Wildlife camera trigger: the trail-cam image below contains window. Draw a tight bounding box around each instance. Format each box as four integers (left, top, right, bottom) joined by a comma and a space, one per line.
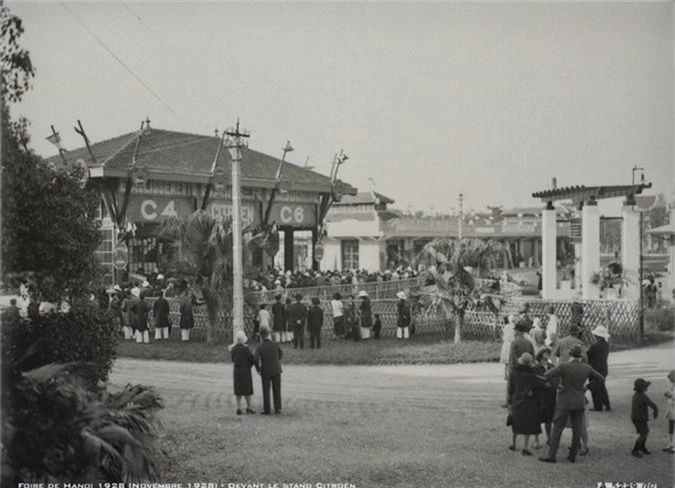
341, 240, 359, 270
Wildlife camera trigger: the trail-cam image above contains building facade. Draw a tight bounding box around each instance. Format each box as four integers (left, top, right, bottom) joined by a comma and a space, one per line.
49, 123, 356, 285
320, 192, 573, 272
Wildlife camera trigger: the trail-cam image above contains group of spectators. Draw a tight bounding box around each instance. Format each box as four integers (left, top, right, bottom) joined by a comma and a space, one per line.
106, 278, 201, 343
246, 267, 421, 292
254, 289, 414, 348
502, 303, 675, 462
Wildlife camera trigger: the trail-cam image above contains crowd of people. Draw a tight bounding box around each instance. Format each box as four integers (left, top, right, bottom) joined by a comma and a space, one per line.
253, 289, 413, 348
246, 267, 421, 292
105, 278, 202, 343
501, 303, 675, 462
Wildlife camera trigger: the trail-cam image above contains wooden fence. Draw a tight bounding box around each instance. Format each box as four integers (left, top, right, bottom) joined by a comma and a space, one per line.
145, 292, 639, 345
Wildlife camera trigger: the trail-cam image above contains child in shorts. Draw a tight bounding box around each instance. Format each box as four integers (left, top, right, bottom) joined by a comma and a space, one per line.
631, 378, 659, 457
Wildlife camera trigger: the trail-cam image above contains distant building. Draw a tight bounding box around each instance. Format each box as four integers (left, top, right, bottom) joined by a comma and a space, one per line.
320, 191, 573, 271
320, 192, 670, 273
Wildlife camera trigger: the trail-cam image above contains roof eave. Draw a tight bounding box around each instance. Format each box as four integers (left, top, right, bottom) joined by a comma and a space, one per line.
90, 168, 357, 194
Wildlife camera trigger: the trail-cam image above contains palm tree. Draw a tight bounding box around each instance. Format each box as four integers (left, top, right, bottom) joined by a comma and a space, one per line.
413, 238, 506, 343
159, 210, 247, 343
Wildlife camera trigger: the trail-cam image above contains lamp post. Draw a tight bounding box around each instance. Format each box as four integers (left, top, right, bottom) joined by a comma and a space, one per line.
632, 165, 645, 345
225, 119, 250, 340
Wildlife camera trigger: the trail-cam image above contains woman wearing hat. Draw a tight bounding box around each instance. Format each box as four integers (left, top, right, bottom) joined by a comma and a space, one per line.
396, 291, 411, 340
230, 330, 256, 415
358, 290, 372, 340
587, 325, 611, 411
508, 352, 547, 456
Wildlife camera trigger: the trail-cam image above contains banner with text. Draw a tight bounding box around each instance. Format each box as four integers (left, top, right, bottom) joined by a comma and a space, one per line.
269, 202, 317, 228
127, 196, 195, 223
206, 200, 261, 227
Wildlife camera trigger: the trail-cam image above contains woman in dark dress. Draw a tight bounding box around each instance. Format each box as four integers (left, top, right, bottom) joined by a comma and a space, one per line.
230, 331, 256, 415
179, 288, 197, 342
533, 347, 556, 448
508, 352, 547, 456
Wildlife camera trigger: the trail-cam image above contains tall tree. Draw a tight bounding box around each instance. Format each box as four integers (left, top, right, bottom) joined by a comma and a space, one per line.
1, 1, 103, 304
413, 238, 506, 343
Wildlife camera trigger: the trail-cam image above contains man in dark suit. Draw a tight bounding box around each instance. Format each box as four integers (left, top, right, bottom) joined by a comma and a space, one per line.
288, 293, 308, 349
587, 325, 611, 411
539, 344, 605, 464
255, 326, 283, 415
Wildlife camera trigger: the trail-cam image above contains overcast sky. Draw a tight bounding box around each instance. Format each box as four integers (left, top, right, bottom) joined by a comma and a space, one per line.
9, 1, 674, 215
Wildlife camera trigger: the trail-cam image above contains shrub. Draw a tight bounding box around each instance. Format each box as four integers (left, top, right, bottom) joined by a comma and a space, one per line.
1, 307, 119, 386
645, 306, 674, 332
1, 363, 164, 484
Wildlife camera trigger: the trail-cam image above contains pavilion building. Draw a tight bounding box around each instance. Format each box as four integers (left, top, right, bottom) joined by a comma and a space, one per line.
48, 121, 356, 285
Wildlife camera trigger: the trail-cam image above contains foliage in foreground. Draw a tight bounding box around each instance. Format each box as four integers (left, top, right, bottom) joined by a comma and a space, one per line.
2, 307, 119, 386
1, 363, 164, 484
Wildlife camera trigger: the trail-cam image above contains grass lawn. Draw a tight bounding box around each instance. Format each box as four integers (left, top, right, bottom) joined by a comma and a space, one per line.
116, 331, 672, 365
116, 333, 502, 365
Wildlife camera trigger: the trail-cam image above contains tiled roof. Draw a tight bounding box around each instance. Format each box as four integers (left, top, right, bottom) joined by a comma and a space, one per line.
335, 191, 395, 205
532, 184, 652, 202
46, 128, 356, 194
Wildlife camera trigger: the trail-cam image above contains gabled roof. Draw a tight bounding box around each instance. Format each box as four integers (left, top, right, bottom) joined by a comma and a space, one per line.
334, 191, 395, 206
46, 127, 357, 195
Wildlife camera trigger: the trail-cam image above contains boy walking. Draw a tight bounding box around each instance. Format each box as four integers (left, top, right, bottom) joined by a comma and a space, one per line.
631, 378, 659, 457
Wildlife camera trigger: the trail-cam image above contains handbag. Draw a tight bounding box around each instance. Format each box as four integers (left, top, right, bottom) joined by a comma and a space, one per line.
506, 413, 513, 427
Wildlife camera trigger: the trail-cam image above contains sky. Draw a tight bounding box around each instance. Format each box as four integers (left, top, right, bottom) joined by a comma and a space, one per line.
8, 1, 675, 216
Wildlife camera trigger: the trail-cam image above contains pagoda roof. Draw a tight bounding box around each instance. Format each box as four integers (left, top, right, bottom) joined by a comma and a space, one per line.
45, 127, 356, 195
532, 183, 652, 204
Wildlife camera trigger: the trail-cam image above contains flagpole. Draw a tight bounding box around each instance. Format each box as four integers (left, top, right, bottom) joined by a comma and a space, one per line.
49, 125, 67, 164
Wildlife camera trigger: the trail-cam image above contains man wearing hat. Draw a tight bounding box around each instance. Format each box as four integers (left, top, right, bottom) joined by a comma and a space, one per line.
587, 325, 611, 411
555, 324, 587, 364
288, 293, 308, 349
396, 291, 411, 339
539, 344, 605, 464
